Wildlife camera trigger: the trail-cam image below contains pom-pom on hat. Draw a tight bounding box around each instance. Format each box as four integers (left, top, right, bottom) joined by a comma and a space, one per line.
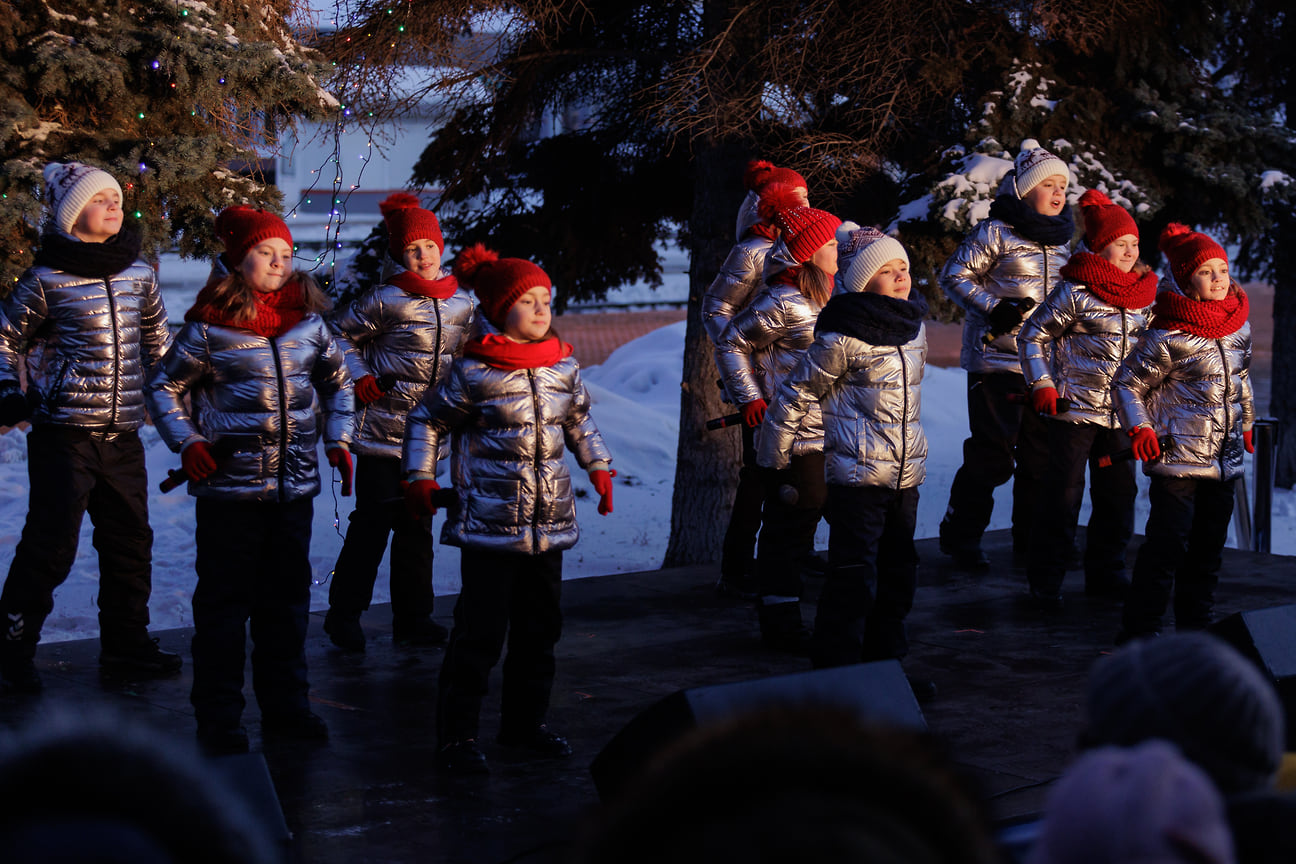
380, 192, 444, 259
1012, 147, 1070, 198
1083, 631, 1284, 795
42, 162, 123, 236
214, 206, 293, 269
1159, 222, 1229, 293
1078, 189, 1138, 253
771, 206, 842, 266
744, 159, 808, 193
453, 243, 552, 326
843, 227, 910, 293
757, 182, 811, 225
1026, 741, 1236, 864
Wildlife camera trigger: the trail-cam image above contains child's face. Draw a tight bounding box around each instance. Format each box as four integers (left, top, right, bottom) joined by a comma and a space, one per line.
864, 258, 911, 300
1100, 234, 1140, 274
503, 285, 553, 343
71, 187, 123, 243
1187, 257, 1230, 301
810, 238, 839, 276
402, 239, 442, 278
239, 238, 294, 293
1022, 175, 1069, 217
792, 187, 810, 208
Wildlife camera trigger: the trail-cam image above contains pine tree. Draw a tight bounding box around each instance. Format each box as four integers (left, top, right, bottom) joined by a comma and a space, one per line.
0, 0, 336, 289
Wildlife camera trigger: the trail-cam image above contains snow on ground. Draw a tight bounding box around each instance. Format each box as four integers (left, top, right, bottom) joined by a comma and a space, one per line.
3, 318, 1291, 644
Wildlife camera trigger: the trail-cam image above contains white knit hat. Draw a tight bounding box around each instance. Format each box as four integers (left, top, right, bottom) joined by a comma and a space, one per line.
42, 162, 123, 235
1012, 147, 1070, 198
843, 227, 909, 293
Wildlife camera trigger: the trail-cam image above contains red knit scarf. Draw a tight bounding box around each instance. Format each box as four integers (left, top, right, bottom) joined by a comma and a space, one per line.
462, 333, 574, 370
1151, 286, 1249, 338
1060, 252, 1159, 309
187, 280, 307, 339
746, 222, 779, 243
388, 270, 459, 299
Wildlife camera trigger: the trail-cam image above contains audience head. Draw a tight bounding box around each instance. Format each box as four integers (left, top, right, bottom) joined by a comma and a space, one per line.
1082, 632, 1284, 796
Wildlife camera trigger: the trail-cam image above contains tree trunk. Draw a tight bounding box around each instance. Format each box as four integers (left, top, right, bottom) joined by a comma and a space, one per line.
662, 139, 746, 566
662, 0, 756, 567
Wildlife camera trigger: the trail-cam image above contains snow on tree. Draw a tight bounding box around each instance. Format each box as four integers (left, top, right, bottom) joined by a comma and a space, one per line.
0, 0, 337, 289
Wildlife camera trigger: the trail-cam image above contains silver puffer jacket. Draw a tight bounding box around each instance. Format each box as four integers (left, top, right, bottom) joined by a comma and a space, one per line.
760, 325, 927, 489
940, 217, 1069, 374
330, 276, 475, 457
1113, 315, 1254, 481
0, 260, 169, 431
402, 351, 612, 555
147, 315, 354, 502
1018, 281, 1153, 428
702, 234, 774, 344
715, 268, 824, 455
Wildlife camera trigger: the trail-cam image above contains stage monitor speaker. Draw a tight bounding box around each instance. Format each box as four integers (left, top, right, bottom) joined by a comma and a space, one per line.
589, 659, 925, 802
209, 751, 293, 862
1210, 604, 1296, 748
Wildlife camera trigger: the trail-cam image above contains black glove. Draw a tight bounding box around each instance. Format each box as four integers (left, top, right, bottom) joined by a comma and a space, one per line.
0, 385, 29, 428
987, 299, 1028, 334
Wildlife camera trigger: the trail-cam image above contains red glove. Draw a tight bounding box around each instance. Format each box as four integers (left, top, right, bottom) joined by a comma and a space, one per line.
1130, 427, 1162, 462
590, 468, 617, 515
404, 478, 440, 518
355, 374, 384, 405
1031, 386, 1058, 416
181, 440, 217, 481
742, 399, 768, 429
1244, 429, 1255, 454
327, 447, 353, 496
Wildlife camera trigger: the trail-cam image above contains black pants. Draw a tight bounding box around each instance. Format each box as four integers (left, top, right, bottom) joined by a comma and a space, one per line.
812, 484, 919, 669
941, 372, 1049, 551
1122, 475, 1236, 636
191, 497, 315, 731
756, 451, 827, 602
437, 547, 563, 743
0, 426, 153, 655
1028, 422, 1136, 593
720, 423, 764, 582
328, 455, 434, 619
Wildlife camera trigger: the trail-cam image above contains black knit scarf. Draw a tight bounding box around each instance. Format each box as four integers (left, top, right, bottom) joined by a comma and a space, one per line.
34, 227, 142, 279
816, 291, 929, 346
988, 194, 1075, 246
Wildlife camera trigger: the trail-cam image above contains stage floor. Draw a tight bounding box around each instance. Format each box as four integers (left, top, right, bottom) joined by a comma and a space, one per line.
2, 528, 1293, 863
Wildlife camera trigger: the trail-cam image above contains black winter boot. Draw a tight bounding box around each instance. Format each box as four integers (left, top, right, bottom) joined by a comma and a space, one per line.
324, 609, 365, 652
99, 637, 183, 679
392, 614, 448, 646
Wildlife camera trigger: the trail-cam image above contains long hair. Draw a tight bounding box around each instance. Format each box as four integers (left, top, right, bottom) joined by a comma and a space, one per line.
796, 262, 834, 309
197, 268, 331, 324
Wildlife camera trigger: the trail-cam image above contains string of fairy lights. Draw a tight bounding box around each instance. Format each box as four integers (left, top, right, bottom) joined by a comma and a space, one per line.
284, 0, 386, 281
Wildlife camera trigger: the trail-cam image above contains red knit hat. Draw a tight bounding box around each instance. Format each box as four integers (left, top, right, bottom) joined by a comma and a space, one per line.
380, 192, 444, 258
453, 243, 552, 326
1078, 189, 1138, 253
214, 206, 293, 268
772, 206, 842, 265
744, 159, 808, 193
1159, 223, 1228, 292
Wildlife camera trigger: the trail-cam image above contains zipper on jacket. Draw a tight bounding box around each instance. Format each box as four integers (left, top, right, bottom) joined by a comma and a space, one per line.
897, 345, 909, 490
1216, 339, 1231, 473
270, 336, 290, 501
1114, 308, 1128, 428
431, 299, 444, 386
528, 368, 543, 550
105, 278, 121, 428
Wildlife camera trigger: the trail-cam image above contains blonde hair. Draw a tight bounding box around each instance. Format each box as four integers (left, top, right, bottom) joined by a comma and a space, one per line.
796, 262, 833, 310
199, 269, 332, 324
